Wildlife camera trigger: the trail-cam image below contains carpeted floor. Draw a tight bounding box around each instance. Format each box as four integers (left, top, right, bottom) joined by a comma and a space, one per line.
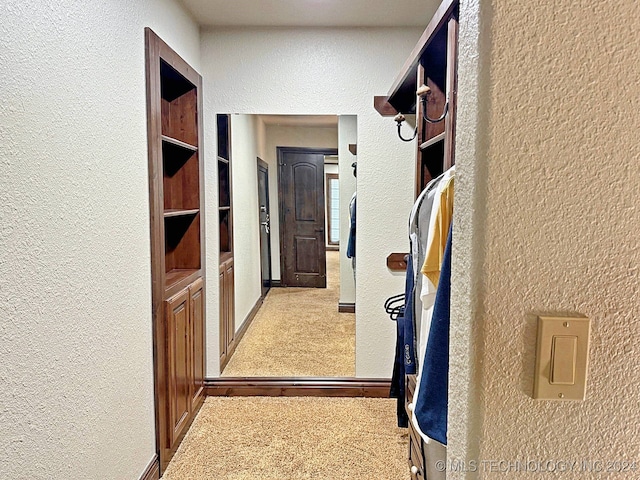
161, 396, 408, 480
222, 250, 355, 377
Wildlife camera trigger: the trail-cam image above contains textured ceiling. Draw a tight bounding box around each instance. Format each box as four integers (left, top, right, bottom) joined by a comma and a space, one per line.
180, 0, 438, 27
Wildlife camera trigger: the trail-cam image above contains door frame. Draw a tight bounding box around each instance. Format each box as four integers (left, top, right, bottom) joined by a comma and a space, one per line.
325, 172, 340, 251
277, 146, 338, 287
257, 157, 272, 298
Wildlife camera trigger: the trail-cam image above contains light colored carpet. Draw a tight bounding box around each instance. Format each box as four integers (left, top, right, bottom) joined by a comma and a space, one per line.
222, 250, 355, 377
161, 397, 408, 480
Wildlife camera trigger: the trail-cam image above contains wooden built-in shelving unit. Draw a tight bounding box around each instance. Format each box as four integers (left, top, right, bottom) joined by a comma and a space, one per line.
374, 0, 459, 478
145, 28, 206, 474
217, 114, 235, 371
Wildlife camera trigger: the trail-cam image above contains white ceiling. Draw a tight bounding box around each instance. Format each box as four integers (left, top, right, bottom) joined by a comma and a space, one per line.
180, 0, 437, 27
257, 114, 338, 127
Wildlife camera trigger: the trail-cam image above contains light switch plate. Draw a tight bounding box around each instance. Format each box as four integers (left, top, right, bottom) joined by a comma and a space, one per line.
533, 315, 590, 400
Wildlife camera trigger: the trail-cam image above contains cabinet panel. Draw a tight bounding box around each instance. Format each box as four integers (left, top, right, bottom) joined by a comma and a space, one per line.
165, 288, 190, 447
219, 269, 227, 365
225, 261, 235, 347
189, 278, 205, 410
219, 259, 235, 371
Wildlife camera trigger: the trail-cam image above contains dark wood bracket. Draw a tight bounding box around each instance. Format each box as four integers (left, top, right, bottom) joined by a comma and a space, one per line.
373, 96, 399, 117
386, 253, 409, 272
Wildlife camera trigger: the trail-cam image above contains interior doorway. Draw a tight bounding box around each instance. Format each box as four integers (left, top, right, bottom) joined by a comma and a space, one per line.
277, 147, 338, 288
257, 158, 272, 298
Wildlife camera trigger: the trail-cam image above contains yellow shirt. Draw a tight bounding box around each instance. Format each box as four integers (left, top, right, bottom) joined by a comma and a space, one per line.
421, 176, 454, 288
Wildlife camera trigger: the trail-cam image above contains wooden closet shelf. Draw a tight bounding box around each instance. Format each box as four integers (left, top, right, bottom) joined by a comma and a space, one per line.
219, 206, 231, 211
165, 268, 200, 292
217, 156, 229, 164
162, 135, 198, 152
164, 208, 200, 218
420, 132, 445, 150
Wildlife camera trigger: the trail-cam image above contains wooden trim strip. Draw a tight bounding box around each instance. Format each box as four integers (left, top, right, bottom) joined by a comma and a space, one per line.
205, 377, 391, 398
338, 302, 355, 313
387, 0, 458, 108
139, 455, 160, 480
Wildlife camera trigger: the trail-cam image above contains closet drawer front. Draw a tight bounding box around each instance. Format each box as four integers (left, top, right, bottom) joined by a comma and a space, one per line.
405, 374, 417, 417
409, 438, 425, 480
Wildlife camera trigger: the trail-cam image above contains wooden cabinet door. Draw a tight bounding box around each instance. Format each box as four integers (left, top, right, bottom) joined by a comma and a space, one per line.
189, 277, 205, 411
219, 267, 227, 366
225, 261, 235, 347
165, 288, 190, 448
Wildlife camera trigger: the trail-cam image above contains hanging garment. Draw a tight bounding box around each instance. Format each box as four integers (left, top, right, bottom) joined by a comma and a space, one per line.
419, 167, 455, 361
411, 167, 454, 444
346, 193, 356, 259
422, 174, 454, 289
413, 224, 452, 445
402, 253, 417, 374
409, 174, 444, 358
389, 301, 409, 428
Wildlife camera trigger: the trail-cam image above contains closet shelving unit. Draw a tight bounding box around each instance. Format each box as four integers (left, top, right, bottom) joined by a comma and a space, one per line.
217, 114, 235, 371
145, 28, 206, 473
374, 0, 459, 478
375, 0, 458, 197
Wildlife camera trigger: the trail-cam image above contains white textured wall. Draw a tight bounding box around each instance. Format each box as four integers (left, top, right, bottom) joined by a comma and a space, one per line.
262, 124, 338, 280
338, 115, 357, 305
450, 0, 640, 476
229, 114, 263, 332
0, 1, 200, 478
201, 27, 421, 377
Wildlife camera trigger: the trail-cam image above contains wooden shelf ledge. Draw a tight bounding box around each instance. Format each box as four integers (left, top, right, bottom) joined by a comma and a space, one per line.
162, 135, 197, 152
420, 132, 446, 150
165, 268, 200, 293
164, 208, 200, 218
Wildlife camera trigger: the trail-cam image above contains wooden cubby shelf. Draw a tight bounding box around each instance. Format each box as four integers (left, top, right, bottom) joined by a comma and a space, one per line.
162, 135, 197, 152
165, 268, 200, 291
164, 208, 200, 218
420, 132, 445, 150
160, 59, 195, 101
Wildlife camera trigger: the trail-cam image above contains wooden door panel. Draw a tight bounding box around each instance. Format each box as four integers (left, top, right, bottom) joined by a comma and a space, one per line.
293, 163, 318, 221
295, 236, 319, 273
189, 278, 205, 410
257, 159, 272, 297
279, 148, 331, 288
165, 289, 190, 448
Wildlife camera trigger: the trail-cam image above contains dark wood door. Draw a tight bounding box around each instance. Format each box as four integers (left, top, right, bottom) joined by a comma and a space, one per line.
165, 288, 190, 448
257, 158, 272, 297
278, 147, 335, 287
189, 278, 204, 411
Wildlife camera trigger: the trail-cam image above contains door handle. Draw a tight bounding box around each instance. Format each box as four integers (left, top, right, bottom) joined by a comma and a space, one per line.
261, 221, 270, 234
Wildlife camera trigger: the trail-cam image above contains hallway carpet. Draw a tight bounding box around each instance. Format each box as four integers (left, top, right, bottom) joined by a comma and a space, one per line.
222, 250, 355, 377
161, 397, 408, 480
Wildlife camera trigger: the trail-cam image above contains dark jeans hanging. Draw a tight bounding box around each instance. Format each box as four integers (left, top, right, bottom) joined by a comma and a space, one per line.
390, 303, 408, 428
